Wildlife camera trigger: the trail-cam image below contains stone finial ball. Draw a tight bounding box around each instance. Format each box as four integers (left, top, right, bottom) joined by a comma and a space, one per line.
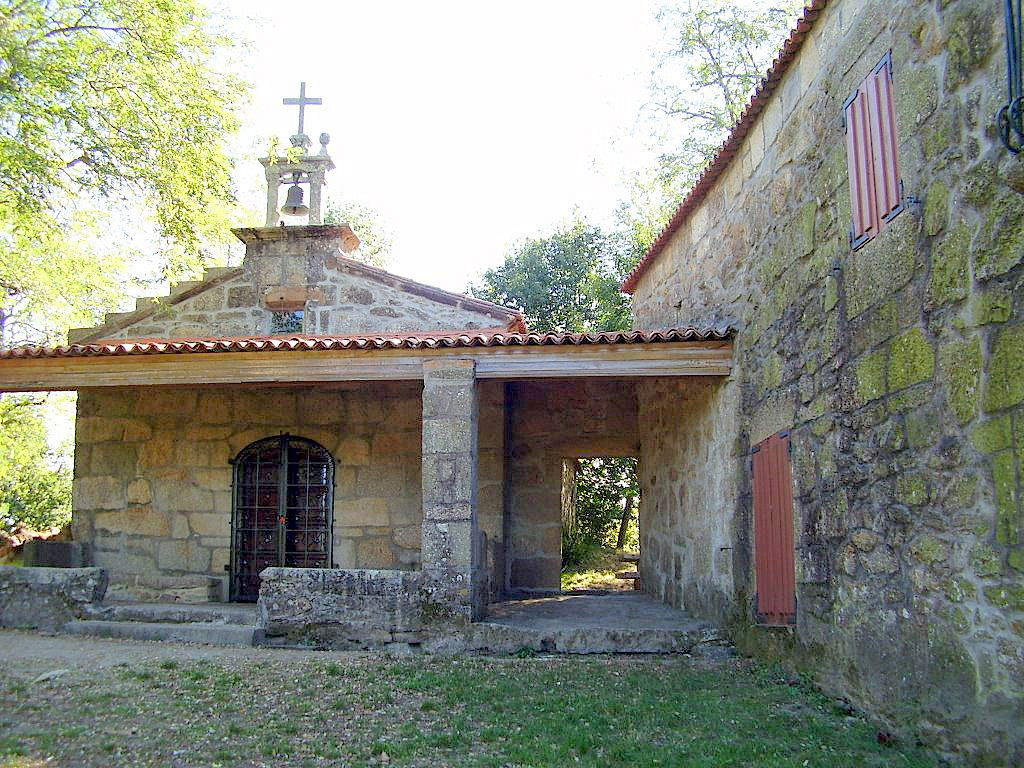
319, 132, 330, 146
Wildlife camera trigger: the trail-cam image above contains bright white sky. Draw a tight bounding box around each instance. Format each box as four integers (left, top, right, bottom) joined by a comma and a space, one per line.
222, 0, 665, 293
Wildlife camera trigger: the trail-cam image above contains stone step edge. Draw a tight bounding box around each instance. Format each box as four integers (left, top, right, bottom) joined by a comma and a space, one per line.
84, 603, 258, 626
62, 620, 261, 647
468, 622, 726, 655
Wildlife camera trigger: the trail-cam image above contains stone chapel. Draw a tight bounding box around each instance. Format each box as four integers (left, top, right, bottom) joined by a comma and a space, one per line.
1, 0, 1022, 761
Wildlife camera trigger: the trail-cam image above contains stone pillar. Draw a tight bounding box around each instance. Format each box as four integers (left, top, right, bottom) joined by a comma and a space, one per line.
264, 166, 280, 226
421, 359, 483, 621
308, 169, 325, 224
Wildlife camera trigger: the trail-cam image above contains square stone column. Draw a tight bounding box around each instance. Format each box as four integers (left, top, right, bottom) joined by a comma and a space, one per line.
421, 359, 483, 620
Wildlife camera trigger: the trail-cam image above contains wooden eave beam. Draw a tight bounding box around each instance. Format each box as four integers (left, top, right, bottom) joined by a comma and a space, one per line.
0, 341, 732, 392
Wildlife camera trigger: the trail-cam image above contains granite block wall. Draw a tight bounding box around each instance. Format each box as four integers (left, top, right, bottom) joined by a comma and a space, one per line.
629, 0, 1023, 759
637, 377, 741, 624
73, 230, 513, 343
73, 383, 424, 598
505, 379, 640, 591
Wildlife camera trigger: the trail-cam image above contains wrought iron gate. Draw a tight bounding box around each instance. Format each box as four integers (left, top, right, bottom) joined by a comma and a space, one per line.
229, 435, 334, 601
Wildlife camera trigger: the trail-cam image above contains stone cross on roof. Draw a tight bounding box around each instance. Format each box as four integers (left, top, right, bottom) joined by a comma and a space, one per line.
283, 81, 322, 148
260, 81, 334, 226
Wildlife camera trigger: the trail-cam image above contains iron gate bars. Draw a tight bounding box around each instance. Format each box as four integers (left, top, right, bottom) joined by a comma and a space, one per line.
999, 0, 1024, 152
229, 435, 334, 602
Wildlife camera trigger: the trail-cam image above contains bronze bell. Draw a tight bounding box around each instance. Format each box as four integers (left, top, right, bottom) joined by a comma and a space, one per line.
281, 183, 308, 217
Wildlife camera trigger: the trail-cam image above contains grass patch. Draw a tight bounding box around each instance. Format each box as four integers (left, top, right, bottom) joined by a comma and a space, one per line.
561, 546, 636, 591
0, 654, 937, 767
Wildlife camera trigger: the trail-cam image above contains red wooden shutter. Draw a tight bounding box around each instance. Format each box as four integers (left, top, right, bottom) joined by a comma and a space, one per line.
844, 51, 903, 249
867, 54, 902, 223
752, 431, 796, 625
845, 84, 879, 247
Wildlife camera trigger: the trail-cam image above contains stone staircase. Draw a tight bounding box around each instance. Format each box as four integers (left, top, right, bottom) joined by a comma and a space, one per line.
63, 601, 262, 647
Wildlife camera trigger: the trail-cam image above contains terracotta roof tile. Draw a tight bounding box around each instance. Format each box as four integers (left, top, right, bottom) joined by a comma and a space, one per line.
0, 327, 734, 360
622, 0, 829, 293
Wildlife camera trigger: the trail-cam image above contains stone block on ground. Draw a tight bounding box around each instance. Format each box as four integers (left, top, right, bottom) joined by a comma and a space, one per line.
0, 566, 107, 630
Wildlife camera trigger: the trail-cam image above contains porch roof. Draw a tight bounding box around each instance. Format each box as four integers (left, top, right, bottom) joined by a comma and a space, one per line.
0, 327, 735, 391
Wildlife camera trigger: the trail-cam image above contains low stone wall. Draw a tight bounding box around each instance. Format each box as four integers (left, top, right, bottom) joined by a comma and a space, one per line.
0, 566, 107, 630
258, 567, 467, 651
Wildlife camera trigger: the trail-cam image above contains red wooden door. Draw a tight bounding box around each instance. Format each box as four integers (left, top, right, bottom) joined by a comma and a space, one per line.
752, 431, 796, 625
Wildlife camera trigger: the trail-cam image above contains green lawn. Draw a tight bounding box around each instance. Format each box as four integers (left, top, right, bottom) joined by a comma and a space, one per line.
0, 653, 936, 768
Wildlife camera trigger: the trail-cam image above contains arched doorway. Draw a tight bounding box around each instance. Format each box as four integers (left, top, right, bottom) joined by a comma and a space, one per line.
229, 435, 334, 601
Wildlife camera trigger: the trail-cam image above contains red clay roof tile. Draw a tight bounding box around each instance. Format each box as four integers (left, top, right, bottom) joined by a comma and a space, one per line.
0, 327, 734, 360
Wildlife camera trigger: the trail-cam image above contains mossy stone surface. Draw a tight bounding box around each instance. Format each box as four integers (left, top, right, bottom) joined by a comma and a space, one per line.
992, 452, 1020, 546
911, 534, 948, 564
889, 329, 935, 392
927, 223, 971, 308
1008, 547, 1024, 572
923, 180, 949, 235
971, 415, 1013, 454
939, 336, 982, 425
895, 63, 939, 129
972, 544, 1003, 577
945, 575, 976, 602
983, 324, 1024, 412
969, 287, 1012, 325
963, 160, 998, 207
976, 194, 1024, 280
897, 473, 930, 506
984, 584, 1024, 610
944, 0, 997, 89
844, 220, 918, 319
856, 349, 888, 403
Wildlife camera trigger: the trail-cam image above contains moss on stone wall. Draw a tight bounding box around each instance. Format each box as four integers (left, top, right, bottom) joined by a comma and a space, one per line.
984, 324, 1024, 412
889, 329, 935, 392
939, 336, 982, 425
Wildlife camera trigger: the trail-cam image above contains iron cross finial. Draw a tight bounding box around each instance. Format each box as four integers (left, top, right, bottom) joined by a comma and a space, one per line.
282, 81, 322, 137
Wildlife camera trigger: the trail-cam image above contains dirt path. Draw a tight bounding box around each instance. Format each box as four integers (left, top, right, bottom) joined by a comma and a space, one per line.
0, 628, 363, 674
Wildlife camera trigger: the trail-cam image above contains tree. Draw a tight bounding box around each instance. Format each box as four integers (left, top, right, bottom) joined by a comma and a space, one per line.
620, 0, 800, 250
0, 0, 248, 346
323, 200, 393, 268
0, 396, 71, 533
0, 1, 246, 534
469, 218, 637, 333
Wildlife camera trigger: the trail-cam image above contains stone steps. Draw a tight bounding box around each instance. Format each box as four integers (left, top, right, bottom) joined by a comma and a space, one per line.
63, 619, 260, 647
467, 621, 724, 655
85, 601, 258, 626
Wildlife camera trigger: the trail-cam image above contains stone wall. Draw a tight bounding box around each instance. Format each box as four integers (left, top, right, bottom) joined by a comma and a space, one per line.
505, 380, 639, 591
73, 383, 424, 599
637, 378, 740, 623
477, 381, 507, 602
629, 0, 1023, 759
0, 567, 107, 630
74, 229, 515, 343
259, 567, 432, 650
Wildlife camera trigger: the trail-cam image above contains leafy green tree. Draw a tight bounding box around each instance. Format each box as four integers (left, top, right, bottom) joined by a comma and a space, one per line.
469, 218, 637, 333
0, 1, 246, 532
620, 1, 800, 250
323, 200, 394, 268
0, 397, 71, 533
0, 0, 248, 346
